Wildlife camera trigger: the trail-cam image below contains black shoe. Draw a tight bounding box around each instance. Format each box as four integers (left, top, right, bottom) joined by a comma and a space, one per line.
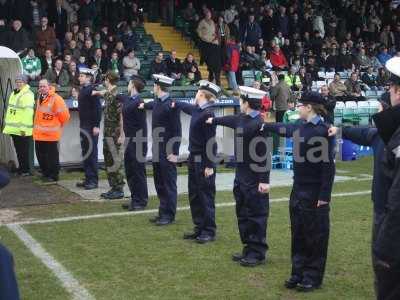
149, 216, 160, 223
232, 253, 245, 262
122, 203, 146, 211
239, 257, 266, 267
155, 218, 174, 226
195, 235, 215, 244
76, 181, 87, 188
41, 177, 58, 185
296, 281, 320, 292
183, 232, 199, 240
103, 190, 124, 200
100, 190, 112, 198
284, 276, 302, 289
84, 183, 98, 190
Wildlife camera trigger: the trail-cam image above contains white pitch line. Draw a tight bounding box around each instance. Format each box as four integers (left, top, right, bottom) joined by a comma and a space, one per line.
6, 190, 371, 226
7, 224, 95, 300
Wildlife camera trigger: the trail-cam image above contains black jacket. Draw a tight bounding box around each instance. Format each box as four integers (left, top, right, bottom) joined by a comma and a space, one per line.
373, 106, 400, 268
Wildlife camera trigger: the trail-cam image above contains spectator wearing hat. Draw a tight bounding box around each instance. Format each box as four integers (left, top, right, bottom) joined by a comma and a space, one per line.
22, 48, 42, 82
261, 91, 335, 292
2, 74, 35, 176
120, 75, 149, 211
143, 74, 181, 226
172, 80, 219, 244
207, 85, 270, 266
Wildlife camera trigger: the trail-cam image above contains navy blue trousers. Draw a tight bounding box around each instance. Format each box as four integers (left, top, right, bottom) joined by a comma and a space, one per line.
125, 140, 148, 207
80, 127, 99, 184
233, 179, 269, 259
289, 183, 330, 286
0, 244, 19, 300
0, 170, 10, 189
187, 155, 216, 237
153, 156, 177, 220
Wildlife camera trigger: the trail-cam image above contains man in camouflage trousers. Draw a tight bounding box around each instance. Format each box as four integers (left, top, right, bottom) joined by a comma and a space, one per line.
93, 71, 125, 199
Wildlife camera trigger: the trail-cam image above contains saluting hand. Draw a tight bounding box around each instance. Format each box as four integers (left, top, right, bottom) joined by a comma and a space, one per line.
93, 127, 100, 136
317, 200, 329, 207
206, 117, 213, 124
138, 103, 145, 109
328, 126, 338, 137
258, 183, 270, 194
204, 167, 214, 178
171, 101, 176, 109
167, 154, 178, 163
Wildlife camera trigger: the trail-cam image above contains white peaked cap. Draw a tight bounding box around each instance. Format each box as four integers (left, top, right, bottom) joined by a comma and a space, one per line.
79, 67, 96, 76
198, 80, 221, 96
239, 85, 267, 100
152, 74, 175, 86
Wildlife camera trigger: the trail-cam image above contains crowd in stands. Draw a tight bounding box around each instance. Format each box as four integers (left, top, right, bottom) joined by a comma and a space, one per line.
0, 0, 202, 93
0, 0, 399, 105
181, 0, 399, 103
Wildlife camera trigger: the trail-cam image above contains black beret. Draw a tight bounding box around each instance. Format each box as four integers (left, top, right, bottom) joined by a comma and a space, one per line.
299, 91, 326, 105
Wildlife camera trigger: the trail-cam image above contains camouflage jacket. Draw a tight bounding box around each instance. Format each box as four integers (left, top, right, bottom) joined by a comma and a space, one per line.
103, 86, 122, 138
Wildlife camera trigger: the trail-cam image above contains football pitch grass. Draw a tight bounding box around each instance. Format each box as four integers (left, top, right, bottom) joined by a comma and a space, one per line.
1, 158, 375, 299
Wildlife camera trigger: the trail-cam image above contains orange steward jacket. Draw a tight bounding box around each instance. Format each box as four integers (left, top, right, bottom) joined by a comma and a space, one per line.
33, 87, 70, 141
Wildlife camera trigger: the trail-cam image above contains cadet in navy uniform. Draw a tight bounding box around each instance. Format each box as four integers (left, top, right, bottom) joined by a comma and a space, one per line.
76, 68, 102, 190
144, 74, 182, 226
172, 80, 219, 244
0, 169, 20, 300
206, 86, 271, 266
370, 57, 400, 300
261, 92, 335, 292
121, 75, 149, 211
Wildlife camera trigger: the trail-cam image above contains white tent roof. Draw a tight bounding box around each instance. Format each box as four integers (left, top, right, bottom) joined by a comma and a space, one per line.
0, 46, 23, 164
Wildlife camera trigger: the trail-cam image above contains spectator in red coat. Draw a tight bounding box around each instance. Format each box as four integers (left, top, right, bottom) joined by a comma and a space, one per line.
253, 81, 272, 120
269, 45, 288, 71
225, 38, 240, 91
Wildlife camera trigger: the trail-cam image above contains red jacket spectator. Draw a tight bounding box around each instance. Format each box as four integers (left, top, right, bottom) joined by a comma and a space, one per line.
225, 40, 240, 72
269, 45, 288, 70
260, 95, 272, 120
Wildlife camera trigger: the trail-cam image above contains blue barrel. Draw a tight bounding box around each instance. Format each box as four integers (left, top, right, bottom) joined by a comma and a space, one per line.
342, 139, 359, 161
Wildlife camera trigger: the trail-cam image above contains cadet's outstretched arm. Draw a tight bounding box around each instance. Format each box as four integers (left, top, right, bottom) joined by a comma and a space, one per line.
342, 127, 378, 147
212, 115, 239, 129
173, 101, 196, 115
261, 122, 298, 138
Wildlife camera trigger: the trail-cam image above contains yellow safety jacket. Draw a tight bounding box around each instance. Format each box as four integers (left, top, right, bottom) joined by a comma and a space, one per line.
2, 84, 35, 136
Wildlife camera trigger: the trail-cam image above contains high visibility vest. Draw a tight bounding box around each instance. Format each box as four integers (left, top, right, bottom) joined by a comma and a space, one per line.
2, 85, 35, 136
32, 88, 70, 142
